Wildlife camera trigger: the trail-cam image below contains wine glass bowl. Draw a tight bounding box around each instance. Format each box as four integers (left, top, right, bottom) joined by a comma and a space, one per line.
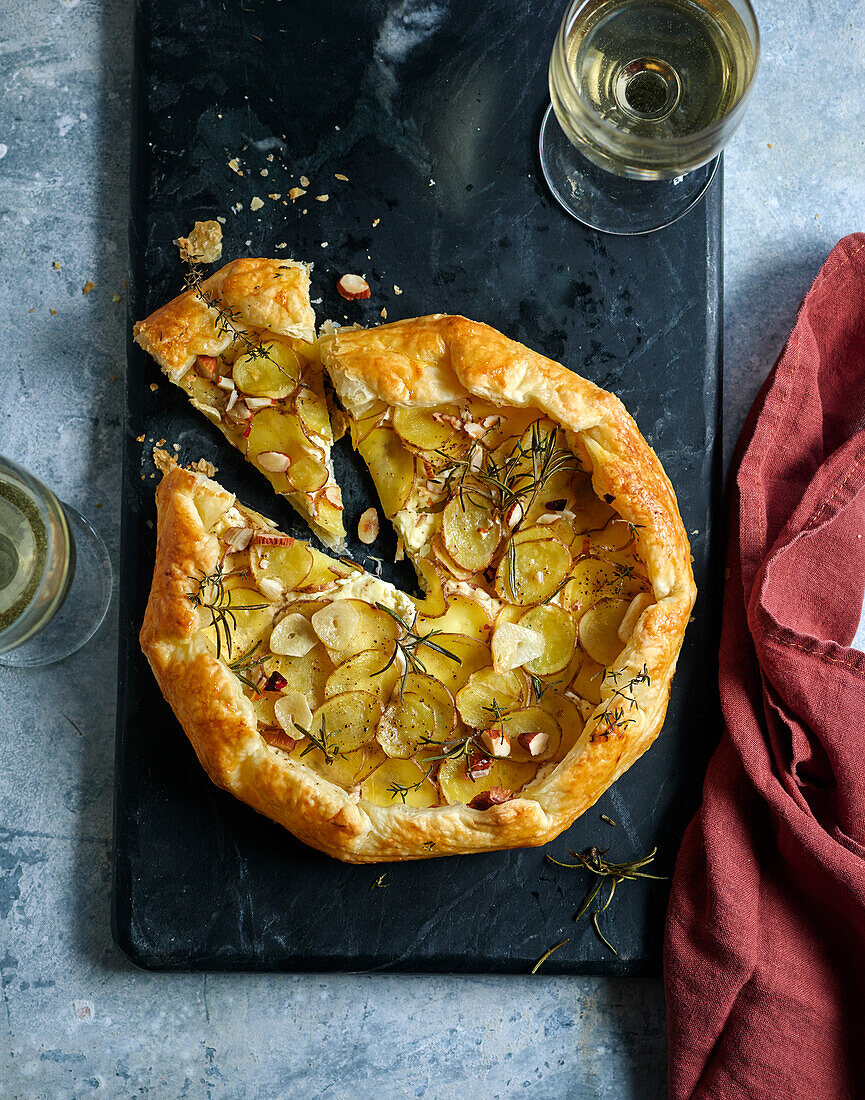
0, 455, 112, 668
541, 0, 759, 232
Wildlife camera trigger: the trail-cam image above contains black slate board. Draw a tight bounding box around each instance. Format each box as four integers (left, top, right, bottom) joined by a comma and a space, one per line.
114, 0, 723, 974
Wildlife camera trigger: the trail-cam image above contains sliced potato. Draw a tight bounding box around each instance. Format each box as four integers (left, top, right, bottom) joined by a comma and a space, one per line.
456, 667, 524, 727
299, 550, 350, 592
431, 535, 475, 581
357, 428, 415, 517
289, 741, 368, 788
325, 647, 400, 700
538, 691, 585, 760
500, 706, 561, 761
413, 558, 448, 617
361, 757, 440, 808
294, 382, 333, 442
350, 400, 388, 446
570, 653, 604, 704
233, 341, 300, 398
376, 673, 456, 757
438, 755, 537, 806
267, 643, 334, 710
392, 407, 457, 453
519, 604, 576, 676
306, 691, 382, 755
441, 495, 500, 572
415, 594, 492, 642
313, 599, 400, 662
198, 585, 272, 660
579, 598, 630, 666
251, 540, 314, 593
246, 407, 328, 494
494, 530, 571, 605
561, 558, 619, 618
589, 517, 634, 553
417, 633, 490, 694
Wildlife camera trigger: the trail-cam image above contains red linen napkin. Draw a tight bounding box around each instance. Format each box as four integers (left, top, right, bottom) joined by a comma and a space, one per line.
665, 232, 865, 1100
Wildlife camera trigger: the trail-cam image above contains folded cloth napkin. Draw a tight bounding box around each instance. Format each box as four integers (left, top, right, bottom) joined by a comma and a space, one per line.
665, 233, 865, 1100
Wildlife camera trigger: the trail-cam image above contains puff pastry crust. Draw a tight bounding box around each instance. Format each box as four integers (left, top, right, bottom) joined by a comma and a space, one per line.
141, 314, 696, 863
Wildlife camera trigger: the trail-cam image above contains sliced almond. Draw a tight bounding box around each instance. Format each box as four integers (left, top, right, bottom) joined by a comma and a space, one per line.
226, 398, 251, 423
468, 787, 512, 810
491, 620, 545, 672
467, 755, 493, 780
517, 731, 549, 757
217, 376, 235, 391
225, 389, 239, 412
222, 526, 253, 552
245, 396, 273, 411
481, 728, 511, 758
505, 501, 523, 528
270, 613, 317, 657
257, 451, 292, 473
358, 507, 379, 545
257, 576, 284, 602
252, 530, 295, 546
323, 485, 344, 510
311, 600, 359, 650
337, 273, 371, 301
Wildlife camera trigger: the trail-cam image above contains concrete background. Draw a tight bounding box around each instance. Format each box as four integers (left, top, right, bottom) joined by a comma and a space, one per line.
1, 0, 863, 1096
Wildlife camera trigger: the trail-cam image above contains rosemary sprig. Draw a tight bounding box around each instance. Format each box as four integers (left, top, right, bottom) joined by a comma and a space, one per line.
186, 566, 268, 660
546, 845, 666, 956
373, 603, 461, 694
297, 716, 341, 764
183, 256, 282, 366
417, 731, 487, 766
228, 640, 267, 693
387, 775, 429, 803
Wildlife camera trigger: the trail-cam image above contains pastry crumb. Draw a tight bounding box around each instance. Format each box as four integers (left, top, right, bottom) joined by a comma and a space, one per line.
334, 173, 349, 181
174, 220, 223, 263
268, 193, 281, 200
288, 187, 306, 201
228, 158, 242, 174
136, 433, 146, 443
276, 242, 288, 249
315, 194, 329, 202
372, 218, 380, 227
49, 308, 58, 315
260, 168, 269, 177
380, 307, 387, 318
250, 196, 264, 211
149, 382, 159, 392
82, 281, 94, 295
112, 292, 122, 303
300, 174, 310, 187
52, 260, 61, 270
393, 285, 402, 295
190, 457, 217, 476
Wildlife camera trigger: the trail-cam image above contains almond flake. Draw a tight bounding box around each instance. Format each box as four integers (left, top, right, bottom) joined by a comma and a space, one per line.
257, 451, 291, 473
358, 507, 379, 545
337, 274, 371, 301
222, 526, 254, 552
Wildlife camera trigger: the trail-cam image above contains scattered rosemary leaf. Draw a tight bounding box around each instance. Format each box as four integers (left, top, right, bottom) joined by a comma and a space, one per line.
600, 814, 616, 826
370, 874, 388, 891
531, 938, 570, 974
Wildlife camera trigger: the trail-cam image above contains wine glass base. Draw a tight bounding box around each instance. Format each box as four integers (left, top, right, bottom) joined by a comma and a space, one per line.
539, 104, 719, 235
0, 503, 113, 668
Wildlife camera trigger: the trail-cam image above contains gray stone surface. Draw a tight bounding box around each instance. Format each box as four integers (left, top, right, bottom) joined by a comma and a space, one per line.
0, 0, 862, 1096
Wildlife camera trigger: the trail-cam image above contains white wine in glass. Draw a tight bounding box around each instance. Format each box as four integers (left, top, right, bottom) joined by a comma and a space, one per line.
0, 456, 112, 668
540, 0, 759, 234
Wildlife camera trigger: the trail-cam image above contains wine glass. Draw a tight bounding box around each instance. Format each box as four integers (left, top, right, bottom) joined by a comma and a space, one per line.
0, 455, 113, 668
539, 0, 759, 234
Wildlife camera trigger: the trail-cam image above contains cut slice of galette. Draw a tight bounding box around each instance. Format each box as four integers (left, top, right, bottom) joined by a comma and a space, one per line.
133, 258, 345, 548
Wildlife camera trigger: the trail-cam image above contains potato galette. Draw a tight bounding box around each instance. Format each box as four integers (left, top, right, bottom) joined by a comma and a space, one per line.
141, 313, 695, 863
134, 258, 345, 547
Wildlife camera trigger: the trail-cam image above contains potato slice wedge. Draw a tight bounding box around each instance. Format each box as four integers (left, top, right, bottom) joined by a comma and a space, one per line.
589, 517, 635, 553
518, 604, 576, 676
350, 400, 388, 446
361, 757, 440, 808
251, 540, 314, 593
579, 598, 630, 666
431, 535, 475, 581
416, 633, 490, 694
570, 472, 617, 531
562, 558, 620, 618
392, 407, 458, 452
376, 673, 457, 757
304, 691, 382, 755
246, 407, 328, 494
289, 741, 368, 788
456, 667, 524, 727
295, 381, 333, 442
233, 341, 300, 398
438, 755, 537, 806
500, 706, 561, 761
494, 529, 571, 605
266, 642, 334, 710
357, 428, 416, 517
441, 495, 501, 572
413, 557, 448, 617
415, 594, 492, 643
571, 653, 604, 704
325, 647, 400, 700
198, 585, 273, 661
